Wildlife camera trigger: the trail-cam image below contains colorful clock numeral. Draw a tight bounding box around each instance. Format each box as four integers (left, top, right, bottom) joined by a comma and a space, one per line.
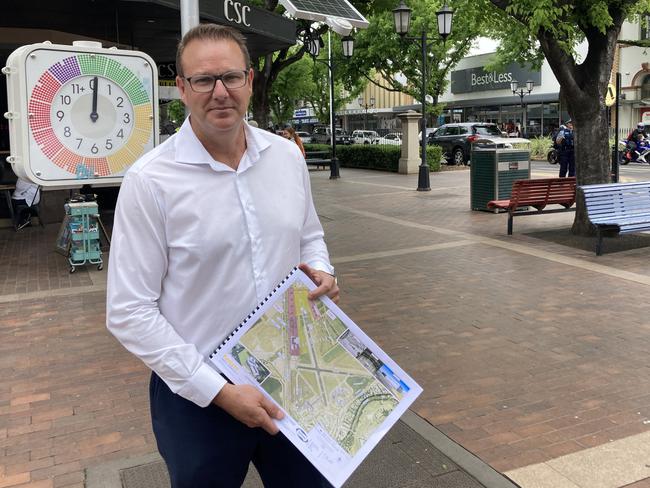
28, 54, 153, 177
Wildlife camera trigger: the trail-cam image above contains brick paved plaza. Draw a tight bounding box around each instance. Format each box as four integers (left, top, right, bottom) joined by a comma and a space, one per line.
1, 167, 649, 487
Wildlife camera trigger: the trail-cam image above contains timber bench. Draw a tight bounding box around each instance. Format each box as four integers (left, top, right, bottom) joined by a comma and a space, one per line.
488, 177, 577, 235
582, 181, 650, 255
305, 150, 331, 170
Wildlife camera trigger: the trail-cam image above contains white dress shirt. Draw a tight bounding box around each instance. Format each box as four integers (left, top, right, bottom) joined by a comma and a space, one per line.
106, 119, 333, 408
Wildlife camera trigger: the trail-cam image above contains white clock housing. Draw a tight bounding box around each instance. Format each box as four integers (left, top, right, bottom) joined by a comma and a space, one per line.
3, 41, 158, 187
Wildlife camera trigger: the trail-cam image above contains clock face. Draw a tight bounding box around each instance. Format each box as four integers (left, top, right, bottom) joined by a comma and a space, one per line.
50, 75, 134, 159
25, 50, 155, 181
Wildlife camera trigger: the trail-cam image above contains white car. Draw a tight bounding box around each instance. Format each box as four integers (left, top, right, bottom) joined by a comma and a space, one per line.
296, 131, 312, 144
351, 130, 379, 144
375, 133, 402, 146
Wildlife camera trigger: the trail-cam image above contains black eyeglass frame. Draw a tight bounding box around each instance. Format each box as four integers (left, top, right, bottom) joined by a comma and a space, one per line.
182, 70, 250, 92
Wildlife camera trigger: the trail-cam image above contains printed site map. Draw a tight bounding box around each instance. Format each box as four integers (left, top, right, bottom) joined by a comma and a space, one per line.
211, 269, 421, 487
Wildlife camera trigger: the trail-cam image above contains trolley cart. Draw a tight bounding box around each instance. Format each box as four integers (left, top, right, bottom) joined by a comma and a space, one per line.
65, 201, 103, 273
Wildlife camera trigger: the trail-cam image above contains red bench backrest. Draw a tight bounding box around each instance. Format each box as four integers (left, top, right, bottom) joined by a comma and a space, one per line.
510, 177, 576, 209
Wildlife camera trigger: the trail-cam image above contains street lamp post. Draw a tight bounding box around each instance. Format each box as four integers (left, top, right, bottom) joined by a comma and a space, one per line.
511, 79, 534, 136
358, 96, 375, 130
393, 0, 454, 191
308, 34, 354, 180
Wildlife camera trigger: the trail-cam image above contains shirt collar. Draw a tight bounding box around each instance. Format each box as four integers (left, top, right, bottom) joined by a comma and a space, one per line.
174, 118, 271, 173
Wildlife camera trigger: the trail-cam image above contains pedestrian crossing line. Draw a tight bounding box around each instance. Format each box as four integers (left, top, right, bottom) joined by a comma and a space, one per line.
343, 179, 467, 192
332, 205, 650, 288
332, 240, 476, 264
0, 282, 106, 304
505, 430, 650, 488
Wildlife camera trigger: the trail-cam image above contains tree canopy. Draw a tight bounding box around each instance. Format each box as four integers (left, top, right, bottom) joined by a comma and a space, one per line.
337, 0, 490, 118
478, 0, 650, 233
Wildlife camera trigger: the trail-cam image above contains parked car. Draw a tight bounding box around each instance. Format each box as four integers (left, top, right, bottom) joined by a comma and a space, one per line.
418, 128, 437, 140
312, 126, 354, 145
351, 130, 380, 144
296, 131, 312, 144
375, 132, 402, 146
427, 122, 522, 165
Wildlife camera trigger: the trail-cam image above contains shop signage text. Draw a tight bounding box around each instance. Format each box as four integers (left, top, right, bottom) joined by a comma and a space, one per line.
451, 64, 541, 94
224, 0, 251, 27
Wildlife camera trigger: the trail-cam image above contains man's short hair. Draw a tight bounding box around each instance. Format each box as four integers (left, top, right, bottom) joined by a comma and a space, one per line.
176, 24, 250, 77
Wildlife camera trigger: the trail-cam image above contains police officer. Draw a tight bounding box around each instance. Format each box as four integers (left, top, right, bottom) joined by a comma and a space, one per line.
556, 119, 575, 177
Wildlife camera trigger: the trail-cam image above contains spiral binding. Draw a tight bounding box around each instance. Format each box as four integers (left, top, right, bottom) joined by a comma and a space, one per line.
209, 267, 298, 358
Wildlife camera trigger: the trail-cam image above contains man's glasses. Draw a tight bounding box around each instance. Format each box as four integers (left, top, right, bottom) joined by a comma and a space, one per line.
183, 70, 248, 92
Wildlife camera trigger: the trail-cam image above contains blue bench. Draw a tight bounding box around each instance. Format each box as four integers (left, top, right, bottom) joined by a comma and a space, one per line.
582, 181, 650, 255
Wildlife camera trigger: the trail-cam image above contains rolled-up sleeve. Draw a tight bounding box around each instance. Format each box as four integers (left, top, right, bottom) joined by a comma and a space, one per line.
106, 172, 226, 407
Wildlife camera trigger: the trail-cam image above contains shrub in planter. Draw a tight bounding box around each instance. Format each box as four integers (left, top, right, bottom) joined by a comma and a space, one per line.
303, 143, 442, 172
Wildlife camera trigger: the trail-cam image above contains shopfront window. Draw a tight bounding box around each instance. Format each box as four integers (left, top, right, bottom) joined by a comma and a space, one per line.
543, 102, 560, 137
525, 104, 542, 138
501, 105, 524, 134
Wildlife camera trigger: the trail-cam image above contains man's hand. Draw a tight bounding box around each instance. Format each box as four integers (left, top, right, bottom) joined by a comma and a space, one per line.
213, 384, 284, 435
299, 263, 340, 303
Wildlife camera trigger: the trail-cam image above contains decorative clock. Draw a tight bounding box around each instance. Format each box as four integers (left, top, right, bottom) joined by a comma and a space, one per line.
3, 41, 158, 187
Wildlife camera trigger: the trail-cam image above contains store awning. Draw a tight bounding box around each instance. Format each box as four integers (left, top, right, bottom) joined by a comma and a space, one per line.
1, 0, 296, 63
393, 92, 559, 113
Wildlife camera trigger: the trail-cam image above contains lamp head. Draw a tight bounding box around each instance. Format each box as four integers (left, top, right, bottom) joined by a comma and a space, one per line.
307, 36, 321, 57
510, 80, 518, 93
436, 3, 454, 41
341, 35, 355, 58
393, 0, 412, 36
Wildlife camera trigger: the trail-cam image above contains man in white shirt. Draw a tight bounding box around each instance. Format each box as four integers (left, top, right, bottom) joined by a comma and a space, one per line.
106, 24, 338, 487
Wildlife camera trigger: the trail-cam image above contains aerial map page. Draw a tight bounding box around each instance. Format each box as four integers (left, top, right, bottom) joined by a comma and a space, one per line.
210, 268, 422, 488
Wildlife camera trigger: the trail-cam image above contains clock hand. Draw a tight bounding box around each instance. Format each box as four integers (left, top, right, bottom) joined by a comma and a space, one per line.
90, 76, 98, 123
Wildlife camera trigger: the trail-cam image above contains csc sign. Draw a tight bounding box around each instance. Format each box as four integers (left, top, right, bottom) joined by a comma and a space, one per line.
224, 0, 251, 27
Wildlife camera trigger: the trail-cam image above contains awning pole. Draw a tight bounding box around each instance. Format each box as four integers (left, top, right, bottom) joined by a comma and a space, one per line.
180, 0, 200, 35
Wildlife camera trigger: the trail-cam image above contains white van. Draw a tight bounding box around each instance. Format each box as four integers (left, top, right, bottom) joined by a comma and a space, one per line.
351, 130, 379, 145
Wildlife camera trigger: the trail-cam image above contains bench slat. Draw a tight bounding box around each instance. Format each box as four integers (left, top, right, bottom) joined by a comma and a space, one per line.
580, 181, 650, 254
488, 177, 576, 235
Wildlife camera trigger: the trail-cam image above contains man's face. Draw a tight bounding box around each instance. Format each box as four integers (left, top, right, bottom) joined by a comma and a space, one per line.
567, 122, 573, 130
176, 38, 253, 135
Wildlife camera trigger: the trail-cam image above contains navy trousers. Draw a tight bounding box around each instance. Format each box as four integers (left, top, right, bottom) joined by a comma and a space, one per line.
559, 150, 575, 177
149, 373, 330, 488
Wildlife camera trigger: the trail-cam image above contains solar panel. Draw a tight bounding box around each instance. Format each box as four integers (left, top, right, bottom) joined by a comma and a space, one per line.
280, 0, 369, 29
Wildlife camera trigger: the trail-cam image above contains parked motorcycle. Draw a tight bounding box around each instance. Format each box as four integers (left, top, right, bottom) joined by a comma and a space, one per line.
619, 139, 650, 165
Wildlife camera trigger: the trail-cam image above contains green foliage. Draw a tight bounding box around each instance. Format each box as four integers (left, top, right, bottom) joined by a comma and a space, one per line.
529, 136, 553, 159
338, 0, 491, 113
337, 145, 402, 171
165, 100, 185, 125
422, 145, 443, 172
483, 0, 650, 66
304, 144, 442, 172
269, 53, 315, 126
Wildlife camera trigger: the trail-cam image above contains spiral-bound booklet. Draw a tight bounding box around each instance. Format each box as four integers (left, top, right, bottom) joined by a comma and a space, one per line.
209, 267, 422, 488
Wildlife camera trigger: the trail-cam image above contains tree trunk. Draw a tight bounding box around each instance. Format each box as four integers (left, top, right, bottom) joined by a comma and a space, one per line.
569, 101, 611, 235
252, 70, 271, 129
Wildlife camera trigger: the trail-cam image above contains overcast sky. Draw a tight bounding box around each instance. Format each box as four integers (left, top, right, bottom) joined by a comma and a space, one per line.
468, 37, 499, 56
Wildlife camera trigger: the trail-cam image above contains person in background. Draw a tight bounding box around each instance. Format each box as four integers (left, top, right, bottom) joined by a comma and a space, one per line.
627, 122, 647, 153
106, 24, 338, 488
556, 119, 575, 177
12, 177, 40, 230
283, 126, 306, 157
